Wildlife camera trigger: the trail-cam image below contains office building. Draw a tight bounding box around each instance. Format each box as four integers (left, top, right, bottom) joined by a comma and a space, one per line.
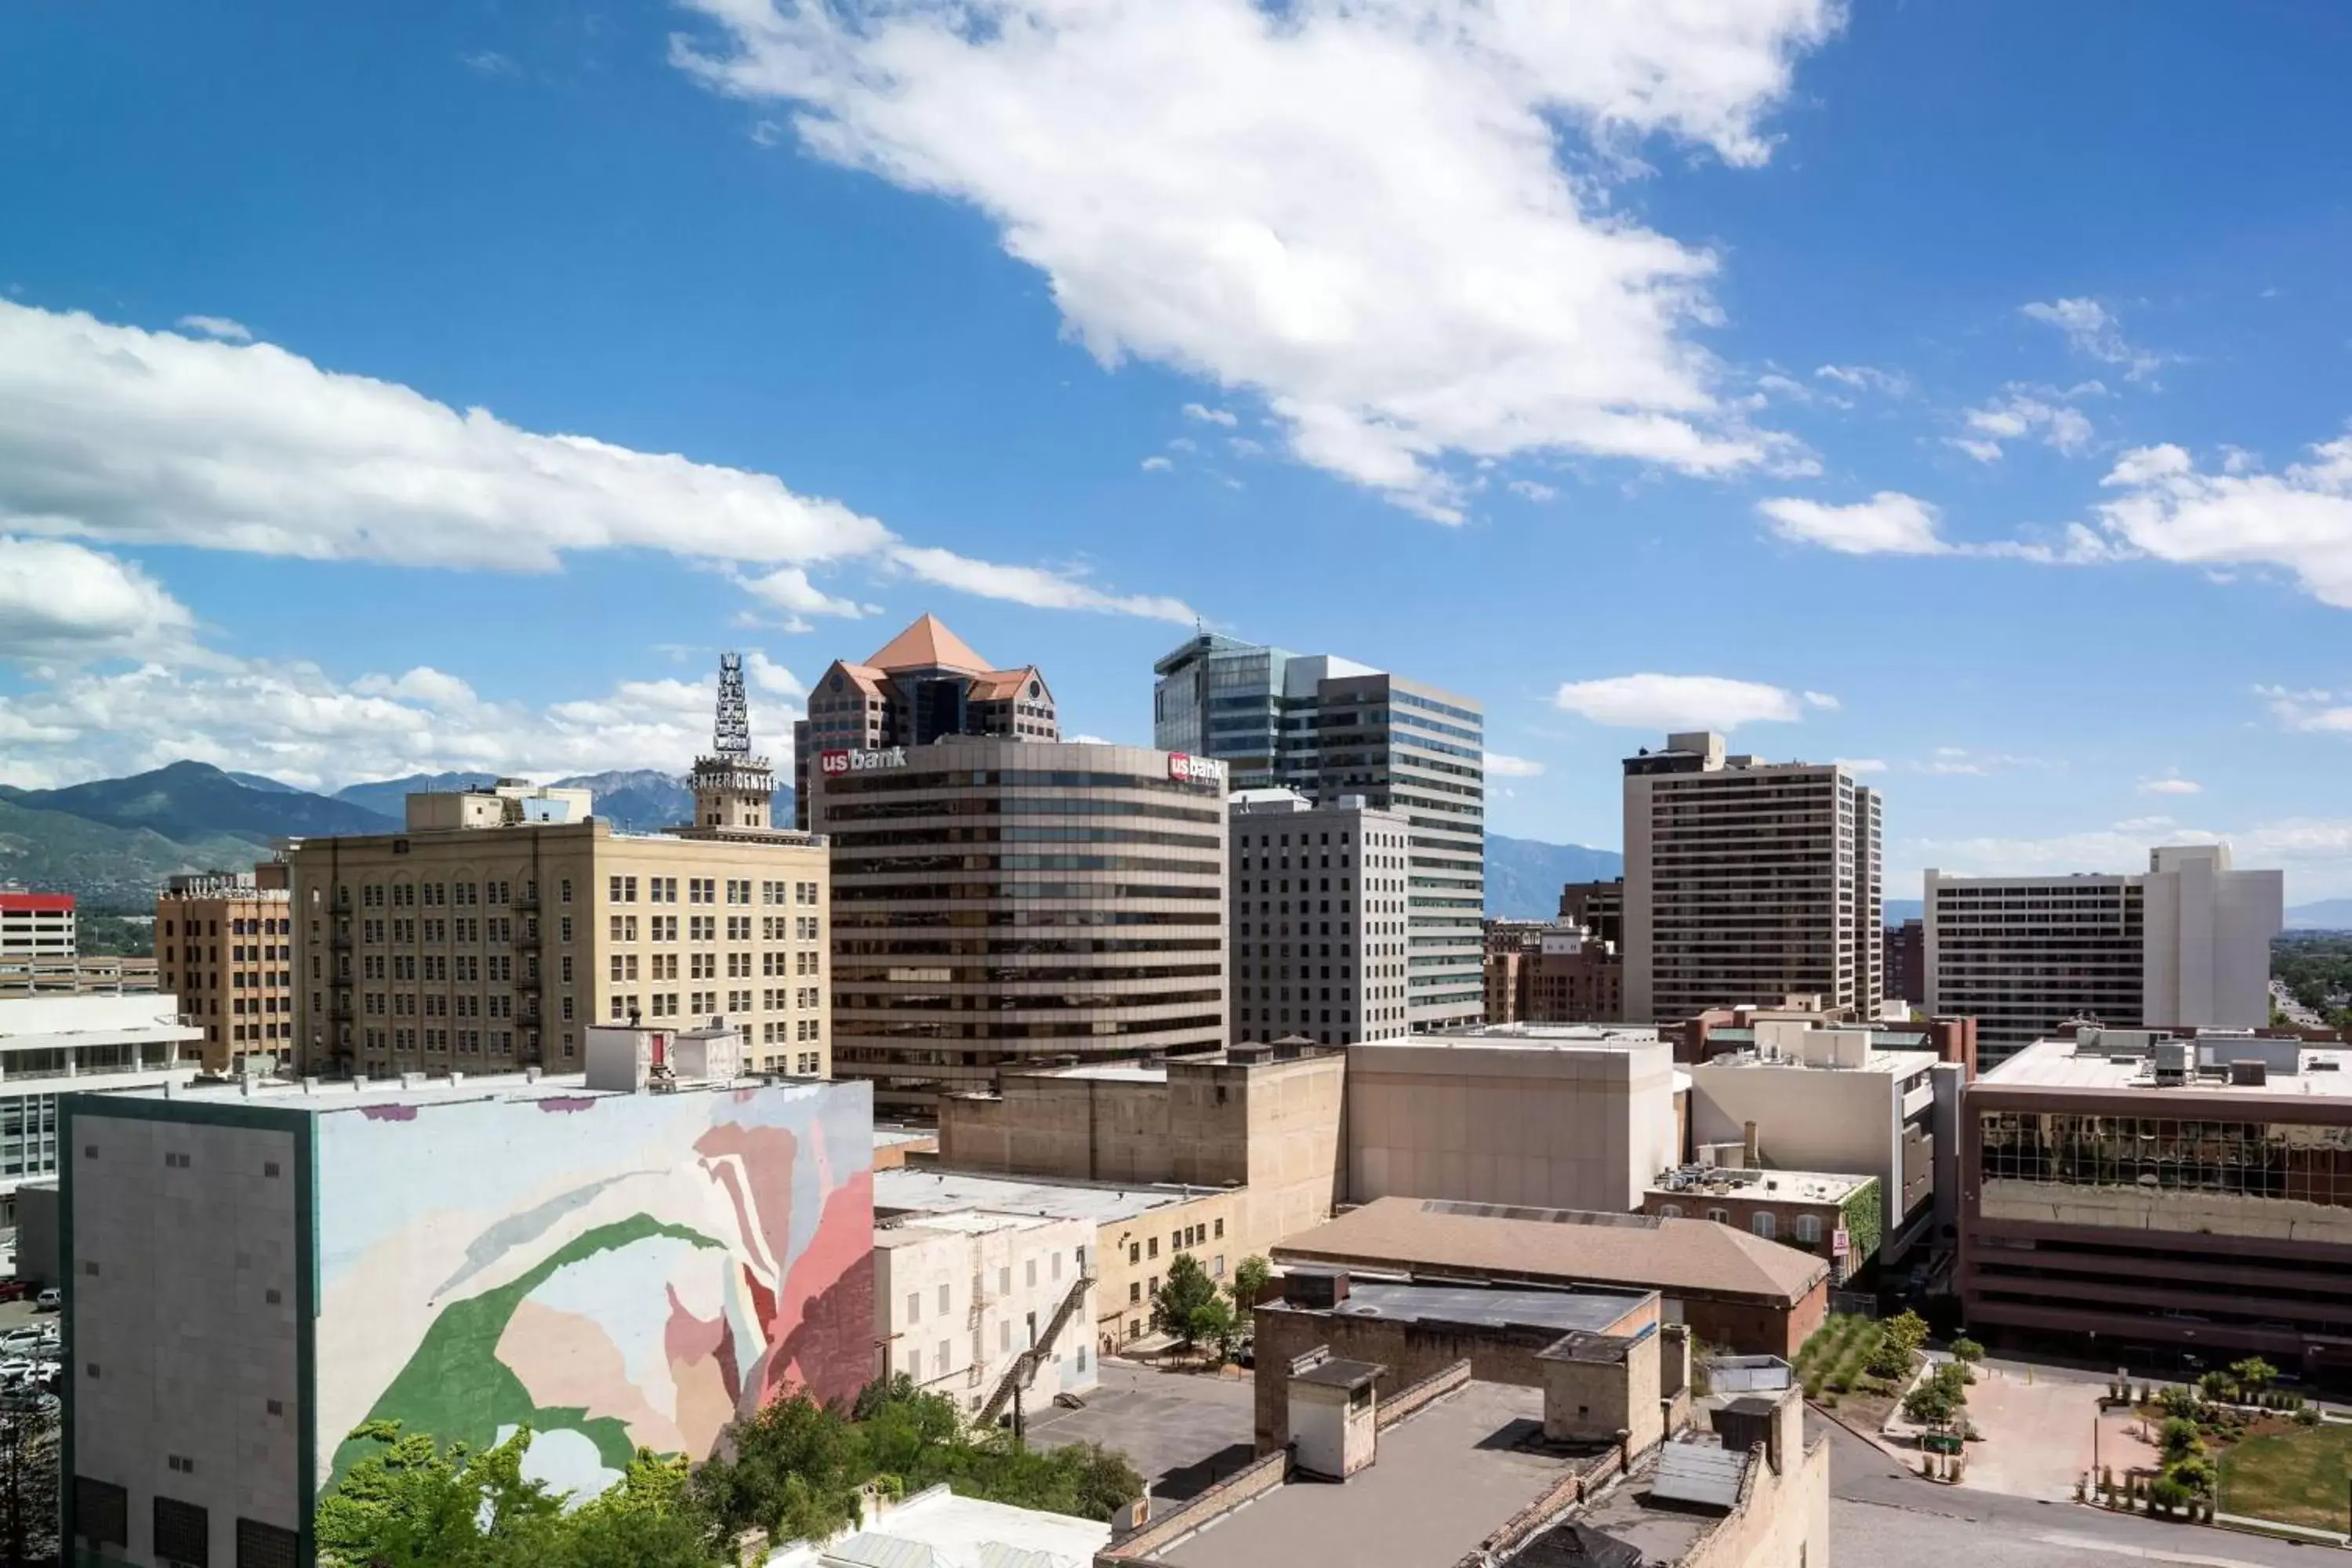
1345, 1024, 1679, 1214
1557, 877, 1624, 949
808, 736, 1227, 1114
1961, 1025, 2352, 1380
63, 1065, 873, 1568
1229, 789, 1411, 1046
0, 993, 201, 1225
936, 1041, 1345, 1263
292, 658, 833, 1080
1622, 732, 1882, 1024
1683, 1017, 1959, 1264
875, 1210, 1097, 1423
1154, 632, 1483, 1032
792, 613, 1058, 829
0, 891, 75, 960
1482, 919, 1622, 1025
1926, 844, 2285, 1072
1884, 916, 1925, 1006
155, 866, 294, 1075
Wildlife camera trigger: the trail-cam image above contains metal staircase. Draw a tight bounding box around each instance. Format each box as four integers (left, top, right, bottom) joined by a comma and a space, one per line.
976, 1271, 1093, 1429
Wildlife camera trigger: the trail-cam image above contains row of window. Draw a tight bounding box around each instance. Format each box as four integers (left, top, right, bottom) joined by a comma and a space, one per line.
608, 876, 820, 906
1649, 1204, 1824, 1245
608, 914, 822, 943
357, 879, 528, 909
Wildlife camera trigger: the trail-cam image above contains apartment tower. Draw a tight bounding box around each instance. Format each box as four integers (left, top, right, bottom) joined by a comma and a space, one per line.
1926, 843, 2283, 1071
1155, 633, 1484, 1031
292, 655, 833, 1078
1229, 789, 1412, 1047
793, 614, 1058, 829
1622, 731, 1882, 1024
154, 865, 294, 1074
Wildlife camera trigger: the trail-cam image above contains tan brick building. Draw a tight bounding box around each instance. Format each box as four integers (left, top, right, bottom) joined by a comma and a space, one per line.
154, 865, 294, 1074
292, 760, 831, 1080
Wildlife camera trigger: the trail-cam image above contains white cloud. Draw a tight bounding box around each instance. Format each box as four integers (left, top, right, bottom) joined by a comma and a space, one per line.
674, 0, 1839, 519
174, 314, 251, 343
2259, 685, 2352, 732
1483, 751, 1547, 778
1800, 691, 1840, 711
1181, 403, 1238, 428
1834, 757, 1887, 774
1814, 364, 1907, 396
2094, 432, 2352, 608
1952, 388, 2095, 461
1553, 673, 1801, 731
460, 49, 519, 76
1947, 437, 2004, 464
736, 565, 870, 619
350, 666, 478, 706
887, 544, 1196, 623
0, 538, 195, 659
1901, 815, 2352, 896
0, 299, 1186, 624
1508, 479, 1558, 503
2020, 297, 2165, 382
1910, 746, 2047, 778
1140, 456, 1174, 473
1758, 492, 1948, 556
2139, 774, 2203, 797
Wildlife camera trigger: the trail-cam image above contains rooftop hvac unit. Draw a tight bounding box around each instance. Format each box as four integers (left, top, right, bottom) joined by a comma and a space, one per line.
2152, 1041, 2190, 1083
2230, 1059, 2268, 1087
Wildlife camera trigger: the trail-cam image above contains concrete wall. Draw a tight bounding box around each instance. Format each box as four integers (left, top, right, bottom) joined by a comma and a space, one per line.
13, 1180, 56, 1287
1345, 1039, 1677, 1212
2143, 848, 2284, 1033
1092, 1189, 1250, 1353
1979, 1178, 2352, 1247
1687, 1057, 1933, 1260
877, 1215, 1097, 1416
1540, 1334, 1663, 1453
1683, 1410, 1830, 1568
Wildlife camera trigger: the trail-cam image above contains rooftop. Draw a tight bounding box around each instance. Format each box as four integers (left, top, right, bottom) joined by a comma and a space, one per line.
873, 1167, 1218, 1226
1282, 1278, 1653, 1338
1275, 1196, 1828, 1304
1156, 1381, 1577, 1568
877, 1209, 1069, 1246
1646, 1167, 1874, 1205
768, 1483, 1108, 1568
1382, 1022, 1664, 1051
1984, 1029, 2352, 1100
872, 1125, 938, 1150
93, 1069, 844, 1118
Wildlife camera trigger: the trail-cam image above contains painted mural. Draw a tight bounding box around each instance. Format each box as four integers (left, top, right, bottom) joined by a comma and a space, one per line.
314, 1079, 873, 1501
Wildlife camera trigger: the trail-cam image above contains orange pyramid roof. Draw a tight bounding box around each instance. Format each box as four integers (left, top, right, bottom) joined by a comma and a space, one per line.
866, 613, 991, 674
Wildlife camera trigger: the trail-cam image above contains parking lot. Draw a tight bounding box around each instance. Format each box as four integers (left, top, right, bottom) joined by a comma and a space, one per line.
1023, 1359, 1258, 1502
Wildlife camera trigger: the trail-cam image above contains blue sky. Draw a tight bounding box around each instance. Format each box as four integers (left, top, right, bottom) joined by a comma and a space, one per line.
5, 1, 2352, 898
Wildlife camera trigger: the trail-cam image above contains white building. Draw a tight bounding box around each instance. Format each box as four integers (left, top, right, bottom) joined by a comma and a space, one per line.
876, 1209, 1097, 1425
767, 1483, 1110, 1568
1344, 1024, 1679, 1214
1229, 789, 1413, 1047
0, 993, 201, 1224
0, 893, 76, 960
1684, 1018, 1961, 1263
1926, 844, 2284, 1072
1621, 732, 1882, 1024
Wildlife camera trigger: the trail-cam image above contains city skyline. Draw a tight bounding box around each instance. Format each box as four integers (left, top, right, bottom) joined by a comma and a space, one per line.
7, 3, 2352, 898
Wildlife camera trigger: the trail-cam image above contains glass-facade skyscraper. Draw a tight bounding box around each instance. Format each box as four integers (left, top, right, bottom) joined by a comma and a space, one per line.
1154, 633, 1486, 1033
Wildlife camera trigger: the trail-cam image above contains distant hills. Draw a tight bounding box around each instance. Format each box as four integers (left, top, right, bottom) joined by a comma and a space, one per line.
0, 762, 792, 910
2288, 899, 2352, 931
1484, 833, 1623, 920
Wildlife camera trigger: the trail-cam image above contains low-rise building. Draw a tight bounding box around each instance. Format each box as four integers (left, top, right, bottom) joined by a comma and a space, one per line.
1272, 1195, 1830, 1359
873, 1167, 1253, 1354
1961, 1025, 2352, 1381
935, 1041, 1344, 1266
1642, 1167, 1878, 1286
1345, 1024, 1679, 1214
64, 1064, 874, 1568
876, 1210, 1096, 1424
155, 865, 294, 1075
0, 993, 201, 1225
0, 891, 75, 961
0, 956, 158, 996
1683, 1018, 1962, 1265
1483, 921, 1622, 1025
768, 1484, 1108, 1568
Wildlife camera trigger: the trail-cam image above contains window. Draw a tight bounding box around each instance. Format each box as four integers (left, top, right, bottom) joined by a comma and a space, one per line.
1751, 1212, 1777, 1241
74, 1477, 129, 1547
237, 1519, 300, 1568
1214, 1218, 1224, 1239
153, 1497, 209, 1566
1793, 1214, 1821, 1245
1025, 1258, 1037, 1287
906, 1348, 921, 1380
1706, 1208, 1730, 1225
936, 1283, 950, 1315
1657, 1203, 1682, 1219
906, 1291, 920, 1324
1146, 1237, 1157, 1259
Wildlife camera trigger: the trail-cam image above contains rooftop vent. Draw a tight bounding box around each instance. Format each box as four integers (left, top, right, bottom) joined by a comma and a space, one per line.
2230, 1059, 2268, 1087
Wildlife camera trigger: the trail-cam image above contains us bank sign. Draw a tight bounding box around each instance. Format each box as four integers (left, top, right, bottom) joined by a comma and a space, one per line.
818, 746, 909, 775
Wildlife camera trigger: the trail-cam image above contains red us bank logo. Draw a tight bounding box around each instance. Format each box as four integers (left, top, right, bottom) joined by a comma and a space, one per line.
820, 747, 908, 776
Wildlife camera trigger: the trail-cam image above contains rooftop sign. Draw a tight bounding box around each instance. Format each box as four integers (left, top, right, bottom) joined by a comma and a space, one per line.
818, 746, 909, 776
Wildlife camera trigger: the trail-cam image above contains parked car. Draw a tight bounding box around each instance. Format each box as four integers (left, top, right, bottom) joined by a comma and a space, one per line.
0, 1281, 32, 1304
0, 1360, 37, 1385
32, 1289, 59, 1312
0, 1331, 42, 1356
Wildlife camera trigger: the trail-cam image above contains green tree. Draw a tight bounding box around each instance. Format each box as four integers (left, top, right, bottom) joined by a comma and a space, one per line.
1229, 1255, 1272, 1309
0, 1403, 60, 1568
1882, 1310, 1930, 1354
1862, 1330, 1912, 1384
1948, 1337, 1984, 1368
556, 1451, 718, 1568
318, 1422, 564, 1568
2227, 1357, 2278, 1399
2157, 1417, 2204, 1464
2147, 1473, 2191, 1516
1152, 1254, 1220, 1348
1902, 1381, 1958, 1427
1188, 1296, 1240, 1363
686, 1396, 865, 1548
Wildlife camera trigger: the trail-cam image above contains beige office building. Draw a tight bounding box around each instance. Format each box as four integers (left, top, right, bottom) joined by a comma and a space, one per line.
1229, 789, 1412, 1047
1623, 731, 1882, 1024
808, 736, 1228, 1114
292, 721, 832, 1078
154, 865, 294, 1074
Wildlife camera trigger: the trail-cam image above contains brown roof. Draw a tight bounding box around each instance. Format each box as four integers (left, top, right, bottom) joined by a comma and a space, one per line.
1272, 1196, 1827, 1305
866, 613, 991, 675
967, 665, 1045, 701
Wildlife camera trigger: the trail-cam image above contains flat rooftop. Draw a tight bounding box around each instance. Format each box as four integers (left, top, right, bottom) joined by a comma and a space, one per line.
91, 1071, 844, 1117
1288, 1279, 1653, 1338
1157, 1381, 1574, 1568
873, 1124, 937, 1149
768, 1485, 1107, 1568
1647, 1168, 1875, 1205
1985, 1034, 2352, 1099
873, 1167, 1214, 1226
1693, 1046, 1935, 1076
877, 1208, 1068, 1244
1514, 1444, 1722, 1566
1374, 1022, 1663, 1051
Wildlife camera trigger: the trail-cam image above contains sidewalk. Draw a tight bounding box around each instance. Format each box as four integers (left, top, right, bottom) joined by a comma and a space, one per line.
2214, 1511, 2352, 1548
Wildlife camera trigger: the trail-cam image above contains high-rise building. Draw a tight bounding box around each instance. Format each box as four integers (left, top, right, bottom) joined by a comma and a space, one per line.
1882, 916, 1926, 1007
292, 657, 833, 1079
1556, 878, 1624, 949
1621, 732, 1882, 1024
793, 614, 1058, 829
154, 865, 294, 1074
810, 737, 1229, 1114
1926, 844, 2284, 1071
1228, 789, 1412, 1047
0, 891, 75, 961
1154, 633, 1484, 1031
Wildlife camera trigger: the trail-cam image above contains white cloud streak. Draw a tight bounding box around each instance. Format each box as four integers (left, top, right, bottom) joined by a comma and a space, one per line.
2094, 432, 2352, 608
1554, 673, 1802, 731
1483, 751, 1546, 778
0, 538, 196, 659
174, 314, 252, 342
1758, 492, 1948, 555
673, 0, 1839, 520
2020, 297, 2165, 382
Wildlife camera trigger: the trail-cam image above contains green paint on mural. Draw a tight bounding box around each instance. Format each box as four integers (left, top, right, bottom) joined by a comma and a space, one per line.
327, 1213, 727, 1491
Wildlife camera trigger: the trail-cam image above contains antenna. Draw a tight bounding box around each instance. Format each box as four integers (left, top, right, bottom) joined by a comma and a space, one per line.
714, 652, 752, 756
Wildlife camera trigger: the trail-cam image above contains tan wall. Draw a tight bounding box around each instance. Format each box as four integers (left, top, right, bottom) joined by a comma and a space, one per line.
1541, 1335, 1662, 1453
1980, 1178, 2352, 1247
1683, 1421, 1831, 1568
154, 889, 292, 1073
1091, 1189, 1250, 1352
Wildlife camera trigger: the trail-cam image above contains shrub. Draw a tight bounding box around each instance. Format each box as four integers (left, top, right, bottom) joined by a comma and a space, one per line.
2294, 1405, 2322, 1427
1949, 1336, 1984, 1367
1883, 1310, 1930, 1354
2157, 1417, 2203, 1464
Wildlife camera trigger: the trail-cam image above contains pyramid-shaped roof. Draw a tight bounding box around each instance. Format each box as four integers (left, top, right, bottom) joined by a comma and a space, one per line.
866, 613, 991, 675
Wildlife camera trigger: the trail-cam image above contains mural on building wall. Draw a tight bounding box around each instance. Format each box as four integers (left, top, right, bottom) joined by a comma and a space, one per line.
315, 1081, 873, 1501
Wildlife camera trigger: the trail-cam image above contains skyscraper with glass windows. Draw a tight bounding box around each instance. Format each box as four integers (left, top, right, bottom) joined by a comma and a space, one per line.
1155, 634, 1485, 1033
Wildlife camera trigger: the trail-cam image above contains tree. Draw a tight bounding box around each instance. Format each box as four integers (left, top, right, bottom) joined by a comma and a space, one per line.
557, 1451, 717, 1568
2146, 1473, 2191, 1516
1229, 1255, 1273, 1310
1948, 1337, 1984, 1369
317, 1422, 565, 1568
0, 1401, 59, 1568
2157, 1417, 2204, 1465
687, 1395, 866, 1548
1882, 1310, 1930, 1354
1151, 1254, 1220, 1348
1862, 1330, 1913, 1384
1188, 1296, 1240, 1363
1902, 1381, 1958, 1427
2227, 1357, 2277, 1399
